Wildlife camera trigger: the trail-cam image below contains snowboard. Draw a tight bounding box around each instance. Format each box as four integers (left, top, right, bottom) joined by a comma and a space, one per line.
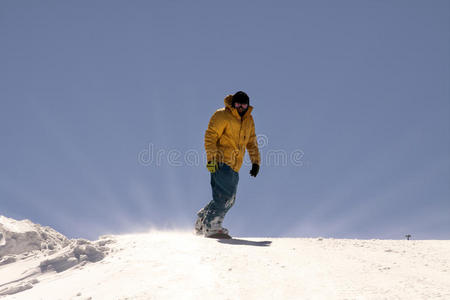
206, 232, 232, 239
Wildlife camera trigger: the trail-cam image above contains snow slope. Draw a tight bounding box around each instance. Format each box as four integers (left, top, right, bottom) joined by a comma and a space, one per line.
1, 216, 449, 299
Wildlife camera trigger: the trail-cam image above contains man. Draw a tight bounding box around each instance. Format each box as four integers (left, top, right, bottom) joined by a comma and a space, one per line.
195, 91, 260, 238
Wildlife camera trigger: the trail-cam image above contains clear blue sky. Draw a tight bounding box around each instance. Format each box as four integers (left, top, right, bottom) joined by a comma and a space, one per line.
1, 0, 449, 239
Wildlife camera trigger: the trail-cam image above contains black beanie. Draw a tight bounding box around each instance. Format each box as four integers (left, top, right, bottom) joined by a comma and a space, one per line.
232, 91, 249, 106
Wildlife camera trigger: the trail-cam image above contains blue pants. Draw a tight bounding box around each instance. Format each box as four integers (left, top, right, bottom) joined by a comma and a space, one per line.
200, 163, 239, 233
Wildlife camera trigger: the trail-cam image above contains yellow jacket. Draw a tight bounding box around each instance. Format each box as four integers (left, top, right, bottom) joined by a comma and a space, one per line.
205, 95, 260, 172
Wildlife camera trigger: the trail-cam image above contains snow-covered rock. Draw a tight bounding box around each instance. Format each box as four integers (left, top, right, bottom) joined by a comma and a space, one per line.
0, 216, 113, 297
0, 216, 69, 258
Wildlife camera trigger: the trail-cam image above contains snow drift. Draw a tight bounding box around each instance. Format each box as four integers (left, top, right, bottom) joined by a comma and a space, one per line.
1, 215, 449, 299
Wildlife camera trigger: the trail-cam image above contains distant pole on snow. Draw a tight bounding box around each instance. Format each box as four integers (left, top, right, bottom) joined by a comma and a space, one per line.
405, 234, 411, 240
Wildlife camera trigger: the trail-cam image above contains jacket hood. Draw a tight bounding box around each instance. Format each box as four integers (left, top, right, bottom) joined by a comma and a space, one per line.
224, 95, 253, 118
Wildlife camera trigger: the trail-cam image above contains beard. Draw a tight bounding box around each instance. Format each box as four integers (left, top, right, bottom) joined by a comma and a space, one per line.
237, 107, 248, 116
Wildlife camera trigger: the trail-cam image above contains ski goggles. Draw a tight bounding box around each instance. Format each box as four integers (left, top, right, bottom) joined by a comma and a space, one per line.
234, 102, 248, 109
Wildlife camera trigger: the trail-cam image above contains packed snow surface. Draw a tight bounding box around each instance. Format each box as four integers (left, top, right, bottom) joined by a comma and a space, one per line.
1, 216, 449, 299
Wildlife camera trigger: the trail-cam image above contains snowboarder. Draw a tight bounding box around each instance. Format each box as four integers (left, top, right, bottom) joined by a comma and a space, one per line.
195, 91, 260, 239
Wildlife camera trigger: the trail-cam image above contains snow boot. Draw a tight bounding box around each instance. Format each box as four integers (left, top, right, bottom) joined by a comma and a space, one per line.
203, 217, 230, 238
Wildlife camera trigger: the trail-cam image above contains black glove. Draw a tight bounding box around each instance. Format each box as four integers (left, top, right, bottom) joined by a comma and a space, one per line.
249, 163, 259, 177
